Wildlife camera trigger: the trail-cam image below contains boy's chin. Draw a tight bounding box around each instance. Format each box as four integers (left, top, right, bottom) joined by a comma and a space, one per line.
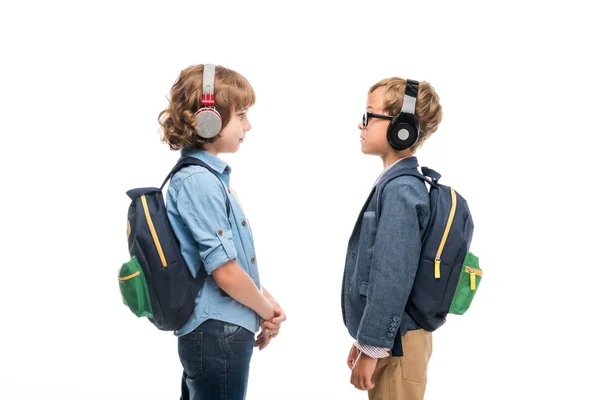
360, 144, 375, 155
361, 145, 385, 157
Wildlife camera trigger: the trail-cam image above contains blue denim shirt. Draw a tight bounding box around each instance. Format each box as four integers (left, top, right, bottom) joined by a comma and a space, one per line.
166, 149, 260, 337
342, 157, 430, 354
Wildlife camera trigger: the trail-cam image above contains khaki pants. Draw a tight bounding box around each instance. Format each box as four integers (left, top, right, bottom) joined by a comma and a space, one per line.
368, 329, 433, 400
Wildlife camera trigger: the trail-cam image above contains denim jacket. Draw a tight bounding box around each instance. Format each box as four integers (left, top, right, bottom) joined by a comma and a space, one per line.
341, 156, 430, 356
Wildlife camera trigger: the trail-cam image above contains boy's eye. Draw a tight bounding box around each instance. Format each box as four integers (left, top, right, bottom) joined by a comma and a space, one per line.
238, 113, 245, 119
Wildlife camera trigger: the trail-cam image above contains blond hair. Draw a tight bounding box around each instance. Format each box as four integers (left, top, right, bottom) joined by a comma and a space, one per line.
159, 64, 256, 151
369, 78, 442, 151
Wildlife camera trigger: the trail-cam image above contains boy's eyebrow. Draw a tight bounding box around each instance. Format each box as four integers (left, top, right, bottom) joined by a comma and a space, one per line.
236, 109, 248, 114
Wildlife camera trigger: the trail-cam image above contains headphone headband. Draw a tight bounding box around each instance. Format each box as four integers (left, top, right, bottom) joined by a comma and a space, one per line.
201, 64, 216, 106
400, 79, 419, 115
404, 79, 419, 98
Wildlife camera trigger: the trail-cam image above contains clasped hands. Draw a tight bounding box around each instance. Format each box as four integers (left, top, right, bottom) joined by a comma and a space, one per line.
254, 300, 286, 350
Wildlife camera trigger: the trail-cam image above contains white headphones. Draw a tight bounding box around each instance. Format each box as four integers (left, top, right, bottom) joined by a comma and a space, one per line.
194, 64, 222, 138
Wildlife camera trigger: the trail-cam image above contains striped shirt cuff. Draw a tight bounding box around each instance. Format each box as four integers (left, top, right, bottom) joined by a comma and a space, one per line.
354, 340, 390, 359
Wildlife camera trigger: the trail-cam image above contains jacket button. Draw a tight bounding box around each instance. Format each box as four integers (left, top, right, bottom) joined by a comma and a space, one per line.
242, 220, 247, 226
217, 230, 223, 236
251, 257, 256, 263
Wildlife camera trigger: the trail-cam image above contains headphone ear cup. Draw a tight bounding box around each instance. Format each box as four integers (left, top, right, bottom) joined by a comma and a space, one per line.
387, 113, 419, 151
195, 107, 222, 138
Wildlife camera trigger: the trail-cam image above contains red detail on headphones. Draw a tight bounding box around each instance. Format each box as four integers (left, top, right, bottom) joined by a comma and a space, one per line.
201, 93, 215, 106
194, 107, 220, 118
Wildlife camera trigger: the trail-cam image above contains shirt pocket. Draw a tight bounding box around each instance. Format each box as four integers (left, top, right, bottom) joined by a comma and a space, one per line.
356, 211, 377, 281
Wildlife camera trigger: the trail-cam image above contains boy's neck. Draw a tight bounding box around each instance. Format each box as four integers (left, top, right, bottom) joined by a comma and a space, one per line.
203, 145, 220, 157
382, 150, 414, 169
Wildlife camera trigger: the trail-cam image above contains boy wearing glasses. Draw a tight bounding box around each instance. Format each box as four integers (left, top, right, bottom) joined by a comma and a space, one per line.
341, 77, 443, 400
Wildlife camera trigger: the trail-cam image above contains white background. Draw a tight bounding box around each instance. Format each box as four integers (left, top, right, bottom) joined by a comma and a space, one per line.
1, 0, 599, 399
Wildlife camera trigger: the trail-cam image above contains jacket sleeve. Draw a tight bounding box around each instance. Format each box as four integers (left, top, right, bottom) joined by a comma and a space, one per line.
356, 178, 428, 348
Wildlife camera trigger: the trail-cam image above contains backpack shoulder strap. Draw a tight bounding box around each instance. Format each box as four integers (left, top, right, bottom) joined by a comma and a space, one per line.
160, 157, 231, 217
421, 166, 441, 183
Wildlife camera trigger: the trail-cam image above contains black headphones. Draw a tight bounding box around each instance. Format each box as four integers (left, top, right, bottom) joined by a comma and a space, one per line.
387, 79, 420, 151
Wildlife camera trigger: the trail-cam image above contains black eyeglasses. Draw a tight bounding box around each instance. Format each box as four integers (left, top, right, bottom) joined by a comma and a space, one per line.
362, 112, 393, 128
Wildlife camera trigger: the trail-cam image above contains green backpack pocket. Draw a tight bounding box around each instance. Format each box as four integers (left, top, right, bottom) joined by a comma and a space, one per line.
119, 256, 153, 318
449, 251, 482, 315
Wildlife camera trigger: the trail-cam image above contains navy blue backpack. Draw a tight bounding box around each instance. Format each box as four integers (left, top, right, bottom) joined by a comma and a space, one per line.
375, 166, 481, 332
119, 157, 230, 331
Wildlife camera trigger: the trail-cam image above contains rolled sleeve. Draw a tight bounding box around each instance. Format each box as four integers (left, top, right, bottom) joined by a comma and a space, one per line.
175, 171, 237, 275
354, 340, 390, 359
203, 229, 237, 274
357, 180, 428, 348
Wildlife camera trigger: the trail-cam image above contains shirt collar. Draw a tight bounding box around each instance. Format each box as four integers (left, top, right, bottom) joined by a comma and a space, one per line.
180, 148, 231, 175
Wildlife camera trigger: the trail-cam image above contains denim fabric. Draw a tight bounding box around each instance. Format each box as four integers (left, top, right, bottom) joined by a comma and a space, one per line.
342, 157, 431, 351
166, 149, 260, 337
179, 319, 255, 400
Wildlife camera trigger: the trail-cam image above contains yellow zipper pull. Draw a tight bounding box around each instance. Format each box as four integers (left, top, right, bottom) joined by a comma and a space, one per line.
434, 256, 441, 279
466, 267, 477, 290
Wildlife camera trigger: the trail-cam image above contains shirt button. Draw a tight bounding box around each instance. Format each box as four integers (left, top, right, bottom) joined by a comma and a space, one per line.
251, 257, 256, 263
217, 230, 223, 236
242, 220, 247, 226
225, 166, 230, 172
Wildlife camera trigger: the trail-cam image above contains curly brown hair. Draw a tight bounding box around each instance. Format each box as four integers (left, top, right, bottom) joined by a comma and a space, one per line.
159, 64, 256, 151
369, 78, 443, 152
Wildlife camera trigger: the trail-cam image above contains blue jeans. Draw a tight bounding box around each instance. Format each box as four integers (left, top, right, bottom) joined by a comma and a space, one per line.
178, 319, 255, 400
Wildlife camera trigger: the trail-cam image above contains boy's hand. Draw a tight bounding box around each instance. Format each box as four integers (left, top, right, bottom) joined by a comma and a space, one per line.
347, 344, 359, 369
350, 351, 377, 391
254, 301, 286, 350
254, 325, 272, 350
261, 303, 286, 339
